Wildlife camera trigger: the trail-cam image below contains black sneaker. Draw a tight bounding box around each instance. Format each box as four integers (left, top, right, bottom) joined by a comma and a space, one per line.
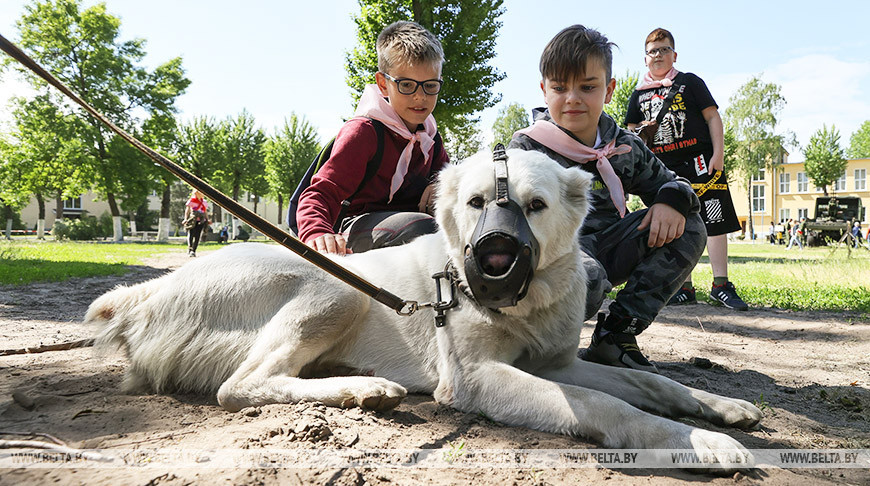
709, 281, 749, 311
668, 286, 697, 305
579, 315, 658, 373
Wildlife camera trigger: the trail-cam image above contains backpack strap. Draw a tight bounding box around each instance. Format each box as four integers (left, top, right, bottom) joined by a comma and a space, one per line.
334, 119, 385, 231
654, 72, 684, 125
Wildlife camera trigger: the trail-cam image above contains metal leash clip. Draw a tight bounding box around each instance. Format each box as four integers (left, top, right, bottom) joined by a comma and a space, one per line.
406, 264, 459, 327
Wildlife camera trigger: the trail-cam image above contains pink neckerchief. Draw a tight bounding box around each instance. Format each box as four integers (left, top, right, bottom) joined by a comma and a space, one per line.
353, 84, 437, 202
638, 68, 679, 90
515, 120, 631, 217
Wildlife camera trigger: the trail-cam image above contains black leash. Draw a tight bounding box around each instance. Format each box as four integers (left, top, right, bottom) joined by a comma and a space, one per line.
0, 33, 419, 316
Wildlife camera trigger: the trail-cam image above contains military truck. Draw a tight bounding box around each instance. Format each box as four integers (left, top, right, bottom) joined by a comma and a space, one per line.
804, 196, 864, 246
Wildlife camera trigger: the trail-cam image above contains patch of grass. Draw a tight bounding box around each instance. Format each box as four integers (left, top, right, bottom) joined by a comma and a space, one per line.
607, 242, 870, 312
0, 240, 184, 286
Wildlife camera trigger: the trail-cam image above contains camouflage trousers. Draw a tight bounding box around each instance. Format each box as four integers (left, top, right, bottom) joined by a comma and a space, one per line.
580, 209, 706, 333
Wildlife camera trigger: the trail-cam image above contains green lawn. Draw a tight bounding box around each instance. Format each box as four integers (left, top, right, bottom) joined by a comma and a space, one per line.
680, 241, 870, 313
3, 238, 869, 313
0, 240, 189, 285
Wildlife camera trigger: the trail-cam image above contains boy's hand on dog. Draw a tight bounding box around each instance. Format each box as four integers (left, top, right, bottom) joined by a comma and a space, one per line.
418, 183, 437, 215
637, 203, 686, 248
308, 233, 350, 255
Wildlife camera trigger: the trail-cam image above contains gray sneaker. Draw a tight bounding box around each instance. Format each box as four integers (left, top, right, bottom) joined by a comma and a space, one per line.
579, 314, 658, 373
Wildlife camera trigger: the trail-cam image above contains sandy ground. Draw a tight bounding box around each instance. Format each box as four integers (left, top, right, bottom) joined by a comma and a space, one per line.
1, 245, 868, 485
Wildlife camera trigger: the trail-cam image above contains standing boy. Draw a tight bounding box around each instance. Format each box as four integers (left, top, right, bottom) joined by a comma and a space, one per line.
296, 21, 449, 255
625, 28, 747, 311
509, 25, 705, 373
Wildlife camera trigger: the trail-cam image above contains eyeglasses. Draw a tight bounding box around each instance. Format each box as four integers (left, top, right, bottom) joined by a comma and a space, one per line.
645, 46, 674, 57
382, 73, 443, 95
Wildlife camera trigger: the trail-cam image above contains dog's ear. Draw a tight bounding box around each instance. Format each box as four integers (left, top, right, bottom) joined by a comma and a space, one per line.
561, 167, 593, 207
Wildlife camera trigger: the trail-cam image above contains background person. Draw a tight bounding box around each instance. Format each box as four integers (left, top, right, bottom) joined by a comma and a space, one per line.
183, 190, 209, 257
626, 27, 747, 311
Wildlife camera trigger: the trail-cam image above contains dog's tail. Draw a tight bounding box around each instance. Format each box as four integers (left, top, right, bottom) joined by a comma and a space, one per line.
86, 282, 159, 352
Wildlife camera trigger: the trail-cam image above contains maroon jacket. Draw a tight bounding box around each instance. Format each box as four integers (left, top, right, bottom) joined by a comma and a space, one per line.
297, 117, 449, 243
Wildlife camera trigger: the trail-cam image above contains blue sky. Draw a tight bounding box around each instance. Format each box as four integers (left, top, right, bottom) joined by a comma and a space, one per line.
2, 0, 869, 160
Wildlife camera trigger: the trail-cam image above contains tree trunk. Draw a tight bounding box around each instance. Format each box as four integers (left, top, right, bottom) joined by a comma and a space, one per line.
746, 173, 753, 241
107, 193, 123, 242
157, 184, 171, 242
4, 218, 11, 240
55, 190, 64, 223
36, 192, 46, 239
277, 194, 284, 227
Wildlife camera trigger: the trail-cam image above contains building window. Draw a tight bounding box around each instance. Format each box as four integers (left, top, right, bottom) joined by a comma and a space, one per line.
797, 172, 808, 193
752, 168, 765, 182
779, 208, 790, 222
63, 197, 82, 209
779, 173, 790, 193
855, 169, 866, 191
834, 171, 847, 192
798, 208, 808, 219
752, 185, 765, 212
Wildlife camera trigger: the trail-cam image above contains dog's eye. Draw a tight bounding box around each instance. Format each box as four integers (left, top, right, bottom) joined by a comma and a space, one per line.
468, 196, 484, 209
528, 198, 547, 212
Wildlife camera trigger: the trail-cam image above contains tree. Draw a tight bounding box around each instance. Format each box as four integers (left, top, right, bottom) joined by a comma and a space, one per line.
139, 113, 180, 241
176, 116, 223, 224
4, 95, 93, 238
9, 0, 190, 241
603, 70, 640, 129
848, 120, 870, 160
491, 102, 529, 148
264, 114, 321, 225
345, 0, 506, 150
804, 125, 847, 196
212, 111, 267, 234
723, 76, 793, 240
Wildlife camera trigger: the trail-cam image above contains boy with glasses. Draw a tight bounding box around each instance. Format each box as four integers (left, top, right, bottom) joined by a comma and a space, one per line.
297, 21, 449, 255
509, 25, 705, 373
626, 28, 747, 311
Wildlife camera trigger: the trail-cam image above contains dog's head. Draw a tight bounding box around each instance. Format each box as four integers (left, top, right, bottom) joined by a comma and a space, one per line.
436, 149, 592, 312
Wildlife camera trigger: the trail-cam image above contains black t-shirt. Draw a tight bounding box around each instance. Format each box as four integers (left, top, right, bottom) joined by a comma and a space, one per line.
625, 72, 717, 164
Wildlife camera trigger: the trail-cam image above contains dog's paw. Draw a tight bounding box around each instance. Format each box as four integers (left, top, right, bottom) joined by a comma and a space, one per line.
694, 392, 763, 430
338, 378, 407, 411
681, 428, 755, 475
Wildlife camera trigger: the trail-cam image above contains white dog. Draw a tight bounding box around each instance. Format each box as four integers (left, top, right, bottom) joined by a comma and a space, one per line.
87, 149, 760, 473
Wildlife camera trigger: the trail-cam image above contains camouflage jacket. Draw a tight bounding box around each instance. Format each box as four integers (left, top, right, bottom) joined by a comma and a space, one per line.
508, 109, 699, 235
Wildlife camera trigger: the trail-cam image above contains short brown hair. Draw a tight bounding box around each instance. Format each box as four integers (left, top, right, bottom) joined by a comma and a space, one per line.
377, 21, 444, 73
539, 25, 616, 82
645, 28, 675, 49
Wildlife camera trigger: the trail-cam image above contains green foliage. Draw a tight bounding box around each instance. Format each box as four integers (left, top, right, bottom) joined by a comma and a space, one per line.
213, 110, 267, 201
603, 70, 640, 129
803, 124, 847, 195
724, 75, 793, 239
491, 102, 529, 149
10, 0, 190, 240
50, 211, 124, 240
1, 95, 92, 212
445, 117, 484, 160
847, 120, 870, 160
264, 113, 321, 222
345, 0, 506, 145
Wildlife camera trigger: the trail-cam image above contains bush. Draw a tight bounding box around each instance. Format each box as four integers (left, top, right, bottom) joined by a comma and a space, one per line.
51, 214, 124, 241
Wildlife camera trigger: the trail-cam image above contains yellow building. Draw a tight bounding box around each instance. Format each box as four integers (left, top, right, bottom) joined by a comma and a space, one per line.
730, 157, 870, 235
